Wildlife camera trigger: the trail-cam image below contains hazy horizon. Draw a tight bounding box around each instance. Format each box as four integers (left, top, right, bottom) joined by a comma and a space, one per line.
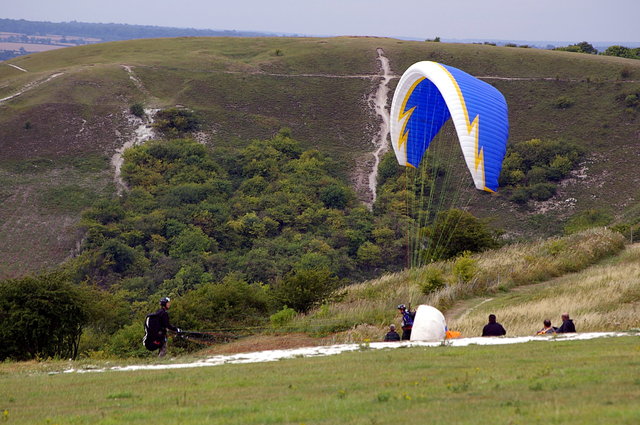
3, 0, 639, 44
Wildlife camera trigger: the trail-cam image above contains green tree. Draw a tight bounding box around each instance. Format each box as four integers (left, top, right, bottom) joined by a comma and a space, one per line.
423, 209, 501, 261
603, 45, 639, 59
0, 272, 93, 360
320, 183, 350, 209
555, 41, 597, 54
271, 268, 341, 313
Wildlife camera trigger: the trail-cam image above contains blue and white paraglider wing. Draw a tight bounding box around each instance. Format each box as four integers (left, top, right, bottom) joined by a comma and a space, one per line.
389, 61, 509, 192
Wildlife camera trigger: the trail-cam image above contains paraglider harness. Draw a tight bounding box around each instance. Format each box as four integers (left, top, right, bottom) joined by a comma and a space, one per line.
401, 310, 415, 331
397, 304, 416, 340
143, 311, 166, 351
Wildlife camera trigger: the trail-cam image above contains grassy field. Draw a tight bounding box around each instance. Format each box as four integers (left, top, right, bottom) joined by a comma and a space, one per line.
0, 336, 638, 424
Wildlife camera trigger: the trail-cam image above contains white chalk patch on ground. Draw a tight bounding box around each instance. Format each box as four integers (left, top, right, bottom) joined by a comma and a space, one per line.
365, 48, 393, 208
60, 332, 635, 374
7, 63, 28, 72
111, 108, 158, 195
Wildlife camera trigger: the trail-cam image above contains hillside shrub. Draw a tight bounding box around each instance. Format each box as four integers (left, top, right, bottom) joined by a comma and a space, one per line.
172, 275, 272, 331
499, 138, 583, 204
271, 268, 341, 313
418, 266, 447, 294
624, 94, 638, 108
270, 306, 297, 327
106, 322, 150, 358
153, 108, 201, 136
552, 96, 574, 109
129, 103, 145, 118
529, 183, 556, 201
554, 42, 597, 54
509, 186, 530, 204
452, 252, 478, 283
423, 209, 501, 261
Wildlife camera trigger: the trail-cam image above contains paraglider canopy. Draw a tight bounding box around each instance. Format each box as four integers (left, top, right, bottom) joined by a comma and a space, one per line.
390, 61, 509, 192
410, 305, 447, 341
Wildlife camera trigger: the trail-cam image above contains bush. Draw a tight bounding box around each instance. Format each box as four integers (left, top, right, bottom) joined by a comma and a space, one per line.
320, 183, 350, 209
529, 183, 556, 201
270, 306, 297, 327
107, 322, 149, 358
418, 266, 447, 294
272, 268, 341, 313
153, 108, 201, 135
624, 94, 639, 108
452, 252, 478, 283
129, 103, 145, 118
172, 275, 272, 330
526, 166, 549, 185
356, 241, 382, 266
509, 186, 531, 204
424, 209, 501, 261
552, 96, 574, 109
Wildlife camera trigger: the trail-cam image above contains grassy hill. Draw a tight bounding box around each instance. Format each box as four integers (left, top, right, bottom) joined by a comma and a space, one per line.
1, 37, 639, 278
269, 227, 638, 343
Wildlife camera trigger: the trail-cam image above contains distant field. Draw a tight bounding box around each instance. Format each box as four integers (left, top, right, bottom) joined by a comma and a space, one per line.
0, 42, 66, 52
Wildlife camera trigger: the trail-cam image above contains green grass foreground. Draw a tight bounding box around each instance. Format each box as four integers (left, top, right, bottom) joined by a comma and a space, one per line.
1, 336, 639, 424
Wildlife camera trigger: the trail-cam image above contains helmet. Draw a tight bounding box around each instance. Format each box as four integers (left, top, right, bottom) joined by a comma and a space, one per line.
397, 304, 406, 310
160, 297, 171, 307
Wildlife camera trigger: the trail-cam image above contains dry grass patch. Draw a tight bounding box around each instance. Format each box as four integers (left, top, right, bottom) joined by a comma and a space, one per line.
449, 243, 640, 336
291, 228, 627, 340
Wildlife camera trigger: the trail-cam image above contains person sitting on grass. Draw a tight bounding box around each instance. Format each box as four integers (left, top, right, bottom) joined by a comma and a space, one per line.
536, 319, 556, 335
384, 324, 401, 341
556, 313, 576, 333
482, 314, 507, 337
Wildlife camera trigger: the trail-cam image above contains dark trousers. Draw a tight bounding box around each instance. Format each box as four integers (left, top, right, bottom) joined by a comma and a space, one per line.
402, 328, 412, 340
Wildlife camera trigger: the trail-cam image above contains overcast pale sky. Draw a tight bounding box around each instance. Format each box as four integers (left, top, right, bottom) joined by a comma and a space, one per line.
3, 0, 639, 43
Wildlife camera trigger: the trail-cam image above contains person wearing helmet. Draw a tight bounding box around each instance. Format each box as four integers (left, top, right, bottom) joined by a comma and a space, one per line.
397, 304, 415, 340
156, 297, 181, 357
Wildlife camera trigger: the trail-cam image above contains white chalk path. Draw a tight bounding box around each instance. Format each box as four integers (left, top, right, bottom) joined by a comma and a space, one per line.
60, 332, 636, 374
365, 48, 393, 207
111, 108, 158, 195
0, 72, 63, 104
111, 65, 158, 195
7, 63, 28, 72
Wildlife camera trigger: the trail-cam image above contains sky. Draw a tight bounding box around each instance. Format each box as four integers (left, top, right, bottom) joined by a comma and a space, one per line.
3, 0, 639, 43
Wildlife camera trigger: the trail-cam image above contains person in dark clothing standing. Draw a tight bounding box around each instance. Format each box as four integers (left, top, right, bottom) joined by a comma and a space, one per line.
397, 304, 415, 340
157, 297, 180, 357
384, 324, 401, 341
482, 314, 507, 337
556, 313, 576, 333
